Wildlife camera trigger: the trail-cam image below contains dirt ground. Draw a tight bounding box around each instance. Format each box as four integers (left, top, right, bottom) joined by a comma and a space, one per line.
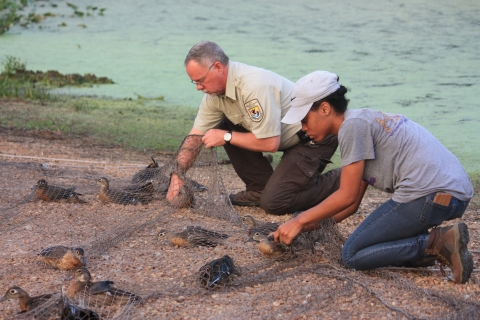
0, 125, 479, 319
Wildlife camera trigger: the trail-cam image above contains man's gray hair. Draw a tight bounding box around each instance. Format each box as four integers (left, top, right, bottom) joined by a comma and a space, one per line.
184, 41, 229, 67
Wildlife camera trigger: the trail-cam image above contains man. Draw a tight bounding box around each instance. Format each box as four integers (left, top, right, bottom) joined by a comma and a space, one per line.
166, 41, 340, 214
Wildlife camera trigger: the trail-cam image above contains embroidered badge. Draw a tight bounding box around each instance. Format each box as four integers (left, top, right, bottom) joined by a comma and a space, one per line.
244, 99, 264, 122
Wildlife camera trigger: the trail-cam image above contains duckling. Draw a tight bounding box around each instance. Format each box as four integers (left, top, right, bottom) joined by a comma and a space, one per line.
67, 267, 141, 306
35, 179, 86, 203
122, 180, 155, 195
157, 226, 229, 247
242, 215, 279, 236
198, 255, 236, 289
131, 157, 165, 184
248, 232, 294, 260
0, 286, 56, 313
97, 177, 153, 205
38, 245, 86, 271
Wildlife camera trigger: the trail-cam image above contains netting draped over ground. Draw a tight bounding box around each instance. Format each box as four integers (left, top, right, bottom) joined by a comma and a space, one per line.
0, 133, 479, 319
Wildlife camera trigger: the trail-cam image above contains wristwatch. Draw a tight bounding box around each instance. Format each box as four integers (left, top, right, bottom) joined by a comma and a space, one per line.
224, 131, 232, 144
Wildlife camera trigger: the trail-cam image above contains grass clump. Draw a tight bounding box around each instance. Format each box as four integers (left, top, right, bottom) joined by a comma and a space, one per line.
0, 96, 197, 151
0, 56, 52, 100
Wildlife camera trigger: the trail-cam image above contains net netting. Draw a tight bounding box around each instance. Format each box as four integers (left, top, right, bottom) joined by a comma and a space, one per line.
0, 133, 479, 319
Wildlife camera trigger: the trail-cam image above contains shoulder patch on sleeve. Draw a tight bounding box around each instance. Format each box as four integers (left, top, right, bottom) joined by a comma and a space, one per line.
244, 99, 264, 122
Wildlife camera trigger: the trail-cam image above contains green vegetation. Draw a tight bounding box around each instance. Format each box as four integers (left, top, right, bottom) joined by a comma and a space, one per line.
0, 0, 25, 35
1, 0, 107, 35
0, 96, 197, 152
0, 56, 52, 99
0, 55, 114, 100
0, 55, 194, 151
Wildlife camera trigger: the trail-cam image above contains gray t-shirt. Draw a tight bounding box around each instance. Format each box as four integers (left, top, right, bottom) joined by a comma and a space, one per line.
339, 108, 473, 202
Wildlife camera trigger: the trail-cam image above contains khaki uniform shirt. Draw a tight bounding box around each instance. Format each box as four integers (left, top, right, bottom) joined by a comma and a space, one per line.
193, 61, 301, 150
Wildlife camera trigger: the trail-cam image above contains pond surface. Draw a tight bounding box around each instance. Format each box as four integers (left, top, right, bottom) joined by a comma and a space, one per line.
1, 0, 479, 174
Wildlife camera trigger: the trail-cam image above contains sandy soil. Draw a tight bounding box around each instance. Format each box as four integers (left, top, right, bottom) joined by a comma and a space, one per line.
0, 124, 479, 319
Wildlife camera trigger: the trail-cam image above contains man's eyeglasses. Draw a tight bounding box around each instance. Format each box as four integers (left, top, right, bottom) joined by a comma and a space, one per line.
191, 63, 215, 85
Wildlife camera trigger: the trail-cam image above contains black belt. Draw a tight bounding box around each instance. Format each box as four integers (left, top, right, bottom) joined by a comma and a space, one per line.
296, 130, 313, 144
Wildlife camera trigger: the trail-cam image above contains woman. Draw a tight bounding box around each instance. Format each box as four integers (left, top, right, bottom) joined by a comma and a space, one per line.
274, 71, 474, 284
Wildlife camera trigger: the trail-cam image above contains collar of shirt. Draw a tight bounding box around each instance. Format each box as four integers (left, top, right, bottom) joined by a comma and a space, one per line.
224, 61, 239, 101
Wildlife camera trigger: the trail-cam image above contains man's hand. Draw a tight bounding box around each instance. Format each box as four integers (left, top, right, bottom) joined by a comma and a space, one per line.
272, 217, 303, 245
202, 129, 228, 148
166, 173, 184, 203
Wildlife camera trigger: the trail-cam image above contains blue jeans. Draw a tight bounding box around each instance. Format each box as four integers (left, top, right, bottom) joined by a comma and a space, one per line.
342, 192, 470, 270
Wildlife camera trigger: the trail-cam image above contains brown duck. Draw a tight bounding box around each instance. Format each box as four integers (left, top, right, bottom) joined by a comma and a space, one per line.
97, 177, 153, 205
67, 267, 141, 306
35, 179, 86, 203
131, 157, 166, 184
242, 215, 279, 236
248, 232, 294, 260
38, 245, 86, 271
157, 226, 229, 248
0, 286, 99, 319
0, 286, 56, 313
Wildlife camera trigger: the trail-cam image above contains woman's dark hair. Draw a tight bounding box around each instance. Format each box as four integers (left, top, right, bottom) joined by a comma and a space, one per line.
310, 85, 349, 114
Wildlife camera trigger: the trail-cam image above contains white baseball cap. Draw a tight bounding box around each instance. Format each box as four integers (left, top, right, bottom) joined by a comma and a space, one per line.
282, 71, 340, 124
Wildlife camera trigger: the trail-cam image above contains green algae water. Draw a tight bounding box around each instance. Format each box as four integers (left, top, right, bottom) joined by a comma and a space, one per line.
1, 0, 479, 177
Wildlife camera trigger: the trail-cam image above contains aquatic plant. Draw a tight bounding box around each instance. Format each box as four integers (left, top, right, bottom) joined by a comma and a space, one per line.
1, 1, 107, 34
0, 0, 54, 33
0, 56, 51, 100
2, 55, 25, 75
0, 76, 52, 100
0, 0, 24, 35
1, 55, 115, 88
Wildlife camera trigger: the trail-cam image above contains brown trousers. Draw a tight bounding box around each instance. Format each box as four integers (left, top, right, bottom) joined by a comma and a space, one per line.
218, 119, 341, 215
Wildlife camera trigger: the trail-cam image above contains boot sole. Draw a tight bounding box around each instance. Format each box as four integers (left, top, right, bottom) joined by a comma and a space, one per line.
228, 194, 261, 207
457, 222, 474, 284
230, 201, 260, 207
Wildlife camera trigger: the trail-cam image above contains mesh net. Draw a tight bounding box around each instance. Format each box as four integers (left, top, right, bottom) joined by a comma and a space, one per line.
0, 132, 479, 319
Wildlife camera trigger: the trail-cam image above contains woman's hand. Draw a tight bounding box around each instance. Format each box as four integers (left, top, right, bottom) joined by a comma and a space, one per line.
273, 217, 303, 245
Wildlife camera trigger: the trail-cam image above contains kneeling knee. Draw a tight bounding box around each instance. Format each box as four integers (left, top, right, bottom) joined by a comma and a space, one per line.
341, 246, 356, 269
260, 195, 289, 215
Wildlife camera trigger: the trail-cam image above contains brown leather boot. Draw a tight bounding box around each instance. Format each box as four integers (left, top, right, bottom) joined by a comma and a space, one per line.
425, 222, 473, 284
229, 190, 262, 207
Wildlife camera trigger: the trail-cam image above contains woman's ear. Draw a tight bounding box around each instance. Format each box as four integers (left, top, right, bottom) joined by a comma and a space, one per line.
320, 102, 331, 116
